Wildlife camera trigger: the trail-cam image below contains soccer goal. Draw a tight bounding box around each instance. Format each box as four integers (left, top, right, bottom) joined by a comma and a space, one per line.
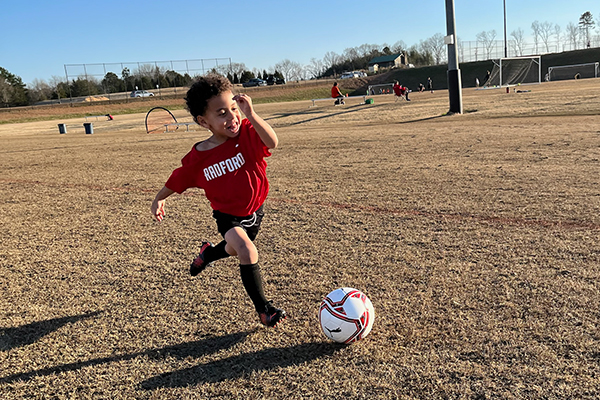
484, 56, 541, 87
367, 83, 394, 95
547, 62, 599, 81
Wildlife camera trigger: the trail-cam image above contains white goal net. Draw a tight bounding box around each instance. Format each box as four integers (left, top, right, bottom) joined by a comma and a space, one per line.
485, 56, 541, 87
547, 62, 599, 81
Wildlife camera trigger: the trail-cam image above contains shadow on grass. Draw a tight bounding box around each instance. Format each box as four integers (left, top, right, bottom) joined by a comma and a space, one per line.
266, 103, 387, 127
0, 311, 101, 351
0, 331, 249, 384
140, 341, 344, 390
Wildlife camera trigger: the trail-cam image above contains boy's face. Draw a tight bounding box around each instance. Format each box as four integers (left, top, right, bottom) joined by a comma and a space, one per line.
196, 90, 242, 138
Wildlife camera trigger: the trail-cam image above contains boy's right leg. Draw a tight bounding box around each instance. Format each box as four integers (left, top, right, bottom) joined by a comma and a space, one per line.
190, 240, 230, 276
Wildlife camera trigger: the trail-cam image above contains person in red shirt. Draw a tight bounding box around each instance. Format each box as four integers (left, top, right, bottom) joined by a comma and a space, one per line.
393, 81, 411, 101
151, 75, 286, 328
331, 82, 345, 105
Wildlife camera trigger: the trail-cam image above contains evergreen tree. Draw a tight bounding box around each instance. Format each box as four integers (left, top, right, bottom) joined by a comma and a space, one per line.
0, 67, 28, 106
240, 70, 254, 82
579, 11, 594, 46
70, 78, 98, 97
102, 72, 125, 93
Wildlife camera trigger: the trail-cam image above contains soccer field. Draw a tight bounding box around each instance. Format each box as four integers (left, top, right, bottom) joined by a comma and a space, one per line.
1, 79, 599, 399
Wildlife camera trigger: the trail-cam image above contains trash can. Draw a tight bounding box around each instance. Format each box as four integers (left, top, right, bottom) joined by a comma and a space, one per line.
83, 122, 93, 134
58, 123, 67, 134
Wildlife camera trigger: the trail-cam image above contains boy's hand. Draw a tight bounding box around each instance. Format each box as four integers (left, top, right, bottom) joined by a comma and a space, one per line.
151, 199, 166, 221
233, 94, 254, 117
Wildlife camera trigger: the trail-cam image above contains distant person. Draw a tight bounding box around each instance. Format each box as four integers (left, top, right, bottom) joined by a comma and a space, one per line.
418, 83, 425, 92
105, 114, 113, 121
392, 81, 410, 101
427, 77, 433, 93
484, 70, 491, 86
331, 82, 345, 105
574, 73, 581, 80
151, 74, 287, 328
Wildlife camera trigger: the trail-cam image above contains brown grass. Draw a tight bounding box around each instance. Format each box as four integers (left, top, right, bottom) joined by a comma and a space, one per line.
1, 79, 599, 399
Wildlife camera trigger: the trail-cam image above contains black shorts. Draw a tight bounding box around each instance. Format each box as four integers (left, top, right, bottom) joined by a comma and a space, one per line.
212, 205, 264, 241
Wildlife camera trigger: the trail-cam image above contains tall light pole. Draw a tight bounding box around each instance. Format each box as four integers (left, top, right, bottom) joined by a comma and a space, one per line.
503, 0, 508, 57
445, 0, 463, 114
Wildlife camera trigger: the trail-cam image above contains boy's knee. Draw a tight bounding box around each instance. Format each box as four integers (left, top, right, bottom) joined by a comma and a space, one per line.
224, 228, 258, 264
236, 243, 258, 264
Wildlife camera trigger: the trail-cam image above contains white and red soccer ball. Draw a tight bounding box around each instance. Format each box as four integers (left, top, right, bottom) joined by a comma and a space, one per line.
319, 287, 375, 344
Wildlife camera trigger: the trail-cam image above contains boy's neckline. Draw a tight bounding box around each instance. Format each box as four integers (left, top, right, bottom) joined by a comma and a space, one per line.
195, 136, 230, 152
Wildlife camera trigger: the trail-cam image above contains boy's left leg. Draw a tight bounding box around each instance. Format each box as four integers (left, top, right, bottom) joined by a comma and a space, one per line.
225, 227, 287, 327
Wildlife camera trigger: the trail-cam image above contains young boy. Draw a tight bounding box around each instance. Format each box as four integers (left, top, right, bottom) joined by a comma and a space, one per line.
151, 75, 287, 328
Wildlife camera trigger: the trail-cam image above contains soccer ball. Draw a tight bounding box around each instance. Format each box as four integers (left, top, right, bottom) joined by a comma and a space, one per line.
319, 287, 375, 344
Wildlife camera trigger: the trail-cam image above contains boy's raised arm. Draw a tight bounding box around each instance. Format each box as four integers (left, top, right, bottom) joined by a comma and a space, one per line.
233, 94, 278, 149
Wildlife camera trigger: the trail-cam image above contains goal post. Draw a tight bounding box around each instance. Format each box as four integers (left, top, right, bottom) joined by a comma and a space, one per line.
547, 62, 599, 81
484, 56, 541, 87
367, 83, 394, 95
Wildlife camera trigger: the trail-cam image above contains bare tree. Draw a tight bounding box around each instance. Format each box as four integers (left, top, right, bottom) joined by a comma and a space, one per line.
29, 78, 53, 102
342, 47, 359, 62
306, 58, 325, 79
510, 27, 526, 56
274, 59, 304, 82
476, 30, 497, 59
426, 33, 446, 64
228, 62, 247, 78
531, 21, 541, 53
323, 51, 341, 76
418, 40, 433, 65
566, 21, 579, 50
356, 43, 379, 58
289, 61, 306, 81
136, 64, 156, 77
554, 24, 562, 52
538, 21, 556, 52
391, 40, 407, 54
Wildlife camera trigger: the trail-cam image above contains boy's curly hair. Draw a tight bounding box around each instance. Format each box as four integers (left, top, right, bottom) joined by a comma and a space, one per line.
185, 74, 233, 120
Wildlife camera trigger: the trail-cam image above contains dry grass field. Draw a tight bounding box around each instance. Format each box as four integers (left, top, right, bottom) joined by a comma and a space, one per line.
1, 79, 599, 399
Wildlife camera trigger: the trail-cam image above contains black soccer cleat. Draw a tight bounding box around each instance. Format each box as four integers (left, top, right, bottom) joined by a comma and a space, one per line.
258, 302, 287, 328
190, 241, 214, 276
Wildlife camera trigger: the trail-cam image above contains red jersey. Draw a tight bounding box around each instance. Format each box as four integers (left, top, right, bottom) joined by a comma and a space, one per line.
331, 86, 343, 98
165, 118, 271, 216
393, 84, 407, 96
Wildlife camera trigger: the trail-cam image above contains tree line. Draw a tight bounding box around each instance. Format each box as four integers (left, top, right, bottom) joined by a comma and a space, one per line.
1, 11, 597, 107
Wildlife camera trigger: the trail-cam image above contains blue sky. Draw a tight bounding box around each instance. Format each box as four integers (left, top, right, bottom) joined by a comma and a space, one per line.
1, 0, 598, 85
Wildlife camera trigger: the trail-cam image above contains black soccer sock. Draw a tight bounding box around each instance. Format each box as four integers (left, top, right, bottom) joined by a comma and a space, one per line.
202, 240, 230, 264
239, 263, 268, 312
